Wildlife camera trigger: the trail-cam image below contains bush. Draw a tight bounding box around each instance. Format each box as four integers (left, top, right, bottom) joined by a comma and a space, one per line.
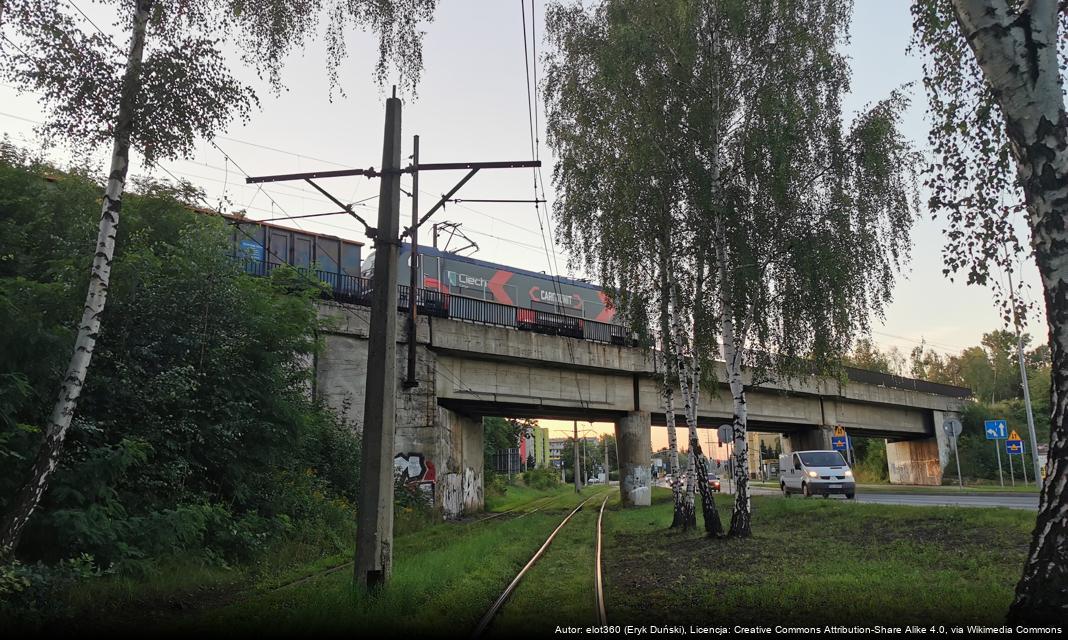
0, 159, 362, 578
485, 471, 509, 497
522, 467, 560, 491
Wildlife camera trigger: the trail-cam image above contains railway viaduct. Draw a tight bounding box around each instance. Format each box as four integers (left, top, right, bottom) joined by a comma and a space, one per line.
312, 302, 970, 518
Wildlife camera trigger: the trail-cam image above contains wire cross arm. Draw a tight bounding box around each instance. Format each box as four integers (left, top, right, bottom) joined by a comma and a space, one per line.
304, 178, 376, 237
245, 159, 540, 241
399, 159, 542, 240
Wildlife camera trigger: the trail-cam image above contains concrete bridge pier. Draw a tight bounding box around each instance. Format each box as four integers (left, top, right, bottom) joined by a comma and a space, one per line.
616, 411, 651, 506
885, 409, 958, 486
780, 425, 833, 455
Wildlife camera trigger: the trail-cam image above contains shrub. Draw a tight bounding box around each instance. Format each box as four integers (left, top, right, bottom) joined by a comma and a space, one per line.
522, 467, 560, 491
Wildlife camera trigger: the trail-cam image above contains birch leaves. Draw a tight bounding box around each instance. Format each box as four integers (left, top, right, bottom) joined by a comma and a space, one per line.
545, 0, 917, 536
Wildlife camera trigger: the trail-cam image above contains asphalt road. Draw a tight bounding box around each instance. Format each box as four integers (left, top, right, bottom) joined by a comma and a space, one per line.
660, 479, 1042, 510
851, 492, 1039, 510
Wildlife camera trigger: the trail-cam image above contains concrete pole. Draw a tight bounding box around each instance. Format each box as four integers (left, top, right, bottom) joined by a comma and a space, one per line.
355, 92, 402, 592
573, 420, 582, 493
604, 436, 610, 483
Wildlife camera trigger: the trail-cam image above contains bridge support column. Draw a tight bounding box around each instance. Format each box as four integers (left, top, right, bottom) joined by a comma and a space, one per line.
431, 408, 484, 518
781, 425, 833, 455
615, 411, 651, 507
885, 409, 957, 485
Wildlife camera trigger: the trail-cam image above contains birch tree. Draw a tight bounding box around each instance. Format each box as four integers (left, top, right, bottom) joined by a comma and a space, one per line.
544, 0, 725, 531
688, 0, 917, 537
0, 0, 436, 553
911, 0, 1068, 621
547, 0, 917, 539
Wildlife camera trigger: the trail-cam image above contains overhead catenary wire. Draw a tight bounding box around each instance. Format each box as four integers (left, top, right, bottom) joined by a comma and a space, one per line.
6, 3, 498, 407
519, 1, 600, 431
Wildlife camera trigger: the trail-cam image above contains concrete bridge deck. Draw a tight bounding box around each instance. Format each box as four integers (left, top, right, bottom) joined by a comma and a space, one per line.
314, 303, 970, 516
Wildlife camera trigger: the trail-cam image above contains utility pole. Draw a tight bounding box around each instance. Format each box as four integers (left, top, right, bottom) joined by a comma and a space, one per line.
356, 92, 403, 591
604, 436, 609, 483
574, 420, 582, 493
404, 135, 420, 388
244, 95, 539, 593
1005, 262, 1041, 487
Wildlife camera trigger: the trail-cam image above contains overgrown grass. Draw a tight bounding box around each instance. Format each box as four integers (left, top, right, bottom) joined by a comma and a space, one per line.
7, 484, 1034, 633
179, 486, 610, 636
603, 488, 1034, 626
490, 490, 615, 632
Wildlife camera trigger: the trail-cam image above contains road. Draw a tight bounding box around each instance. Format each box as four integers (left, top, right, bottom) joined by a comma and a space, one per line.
654, 478, 1040, 510
851, 492, 1039, 510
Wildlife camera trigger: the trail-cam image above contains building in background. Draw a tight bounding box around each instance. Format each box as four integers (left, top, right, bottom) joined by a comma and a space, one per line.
549, 438, 566, 468
522, 425, 551, 468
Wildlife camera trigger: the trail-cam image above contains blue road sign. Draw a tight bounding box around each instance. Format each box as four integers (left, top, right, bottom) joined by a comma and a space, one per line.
1005, 439, 1024, 455
984, 419, 1008, 440
831, 435, 848, 451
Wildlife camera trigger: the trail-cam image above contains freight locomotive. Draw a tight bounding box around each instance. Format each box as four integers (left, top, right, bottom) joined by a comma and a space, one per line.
363, 244, 617, 323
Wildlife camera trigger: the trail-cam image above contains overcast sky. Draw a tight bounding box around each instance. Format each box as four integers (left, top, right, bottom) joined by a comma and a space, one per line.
0, 0, 1045, 363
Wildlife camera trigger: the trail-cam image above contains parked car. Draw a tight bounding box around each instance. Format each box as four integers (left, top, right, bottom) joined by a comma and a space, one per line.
707, 473, 721, 492
779, 450, 855, 499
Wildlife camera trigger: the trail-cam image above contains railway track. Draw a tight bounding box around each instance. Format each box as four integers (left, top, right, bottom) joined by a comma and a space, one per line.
270, 491, 574, 594
472, 490, 613, 638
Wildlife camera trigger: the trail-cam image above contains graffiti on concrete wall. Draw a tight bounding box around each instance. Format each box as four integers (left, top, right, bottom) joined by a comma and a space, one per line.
394, 453, 437, 501
442, 472, 462, 519
626, 465, 651, 506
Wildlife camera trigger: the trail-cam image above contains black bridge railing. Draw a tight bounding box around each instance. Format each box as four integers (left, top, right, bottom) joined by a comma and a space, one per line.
239, 258, 626, 345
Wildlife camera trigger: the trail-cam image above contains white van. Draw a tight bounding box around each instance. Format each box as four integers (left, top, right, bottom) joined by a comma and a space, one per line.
779, 450, 855, 499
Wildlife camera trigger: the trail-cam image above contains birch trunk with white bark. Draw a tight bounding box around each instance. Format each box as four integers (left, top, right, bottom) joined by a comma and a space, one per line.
953, 0, 1068, 618
0, 0, 153, 554
670, 282, 723, 535
713, 220, 751, 537
662, 382, 685, 528
659, 246, 687, 527
947, 0, 1068, 620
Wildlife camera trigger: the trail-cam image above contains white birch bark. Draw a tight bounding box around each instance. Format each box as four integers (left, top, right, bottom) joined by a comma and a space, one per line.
714, 218, 752, 537
0, 0, 153, 553
662, 374, 684, 527
948, 0, 1068, 620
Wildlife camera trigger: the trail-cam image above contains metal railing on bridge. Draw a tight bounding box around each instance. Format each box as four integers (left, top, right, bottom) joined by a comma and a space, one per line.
238, 258, 627, 345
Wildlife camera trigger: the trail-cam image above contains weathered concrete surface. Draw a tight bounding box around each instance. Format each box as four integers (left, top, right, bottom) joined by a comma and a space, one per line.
616, 411, 652, 506
885, 410, 960, 485
781, 425, 834, 455
313, 303, 972, 508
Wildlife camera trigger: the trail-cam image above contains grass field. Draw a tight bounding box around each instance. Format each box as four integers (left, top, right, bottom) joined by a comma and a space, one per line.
6, 484, 1036, 634
603, 489, 1034, 626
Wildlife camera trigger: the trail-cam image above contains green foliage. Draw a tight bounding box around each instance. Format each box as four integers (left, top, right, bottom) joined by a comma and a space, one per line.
521, 468, 560, 491
544, 0, 917, 386
482, 416, 522, 471
851, 437, 889, 484
0, 553, 101, 617
484, 471, 510, 498
0, 157, 360, 576
0, 1, 437, 163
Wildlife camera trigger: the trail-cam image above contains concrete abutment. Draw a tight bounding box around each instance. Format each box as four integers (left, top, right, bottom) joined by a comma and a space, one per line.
616, 411, 651, 506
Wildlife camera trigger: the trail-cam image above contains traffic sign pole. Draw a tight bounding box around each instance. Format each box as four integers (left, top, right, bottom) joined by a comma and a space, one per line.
995, 441, 1004, 487
1008, 450, 1015, 487
953, 436, 963, 489
943, 419, 963, 489
1021, 449, 1028, 485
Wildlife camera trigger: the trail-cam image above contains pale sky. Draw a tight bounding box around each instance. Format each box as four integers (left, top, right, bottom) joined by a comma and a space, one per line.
0, 0, 1047, 451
